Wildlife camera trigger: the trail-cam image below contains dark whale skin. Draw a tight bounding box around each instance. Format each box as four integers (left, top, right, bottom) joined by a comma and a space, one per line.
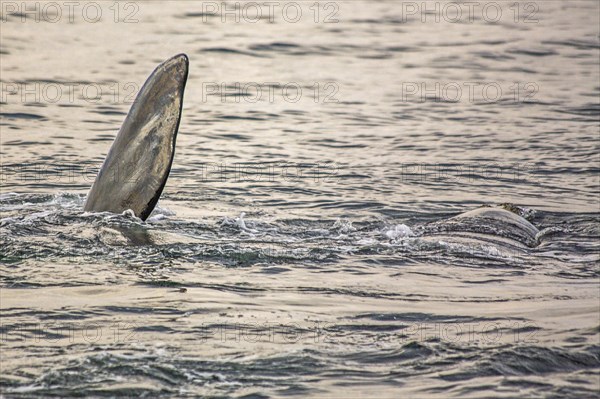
84, 54, 189, 220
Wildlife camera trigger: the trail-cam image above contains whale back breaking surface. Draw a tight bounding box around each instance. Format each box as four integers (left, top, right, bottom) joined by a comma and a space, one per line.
424, 206, 540, 249
84, 54, 189, 220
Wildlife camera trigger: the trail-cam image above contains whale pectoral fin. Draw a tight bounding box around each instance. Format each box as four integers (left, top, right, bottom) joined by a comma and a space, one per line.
83, 54, 189, 221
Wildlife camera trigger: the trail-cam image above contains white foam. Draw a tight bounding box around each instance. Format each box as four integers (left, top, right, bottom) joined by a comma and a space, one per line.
333, 218, 356, 234
385, 224, 413, 240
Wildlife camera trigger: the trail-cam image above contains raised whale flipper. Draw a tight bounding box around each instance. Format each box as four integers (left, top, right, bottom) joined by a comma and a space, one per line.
84, 54, 189, 220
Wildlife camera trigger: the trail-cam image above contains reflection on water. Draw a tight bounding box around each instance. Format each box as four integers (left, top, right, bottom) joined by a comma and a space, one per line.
1, 1, 599, 398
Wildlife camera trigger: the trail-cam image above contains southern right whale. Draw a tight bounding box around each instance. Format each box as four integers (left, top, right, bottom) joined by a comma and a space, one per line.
82, 53, 540, 249
422, 205, 540, 249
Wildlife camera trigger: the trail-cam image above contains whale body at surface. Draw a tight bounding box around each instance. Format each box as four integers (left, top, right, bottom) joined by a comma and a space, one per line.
419, 205, 540, 249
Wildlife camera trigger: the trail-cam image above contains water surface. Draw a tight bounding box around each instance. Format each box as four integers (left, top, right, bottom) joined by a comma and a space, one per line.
1, 1, 599, 397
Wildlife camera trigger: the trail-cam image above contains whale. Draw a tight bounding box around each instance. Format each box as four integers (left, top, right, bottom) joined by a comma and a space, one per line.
83, 53, 540, 249
84, 53, 188, 220
420, 205, 540, 250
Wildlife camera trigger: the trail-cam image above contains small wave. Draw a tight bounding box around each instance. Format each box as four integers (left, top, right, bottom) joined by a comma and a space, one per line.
200, 47, 266, 58
0, 112, 47, 120
440, 345, 600, 380
507, 48, 558, 57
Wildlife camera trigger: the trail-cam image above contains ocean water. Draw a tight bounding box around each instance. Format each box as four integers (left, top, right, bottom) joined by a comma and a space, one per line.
1, 1, 599, 398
